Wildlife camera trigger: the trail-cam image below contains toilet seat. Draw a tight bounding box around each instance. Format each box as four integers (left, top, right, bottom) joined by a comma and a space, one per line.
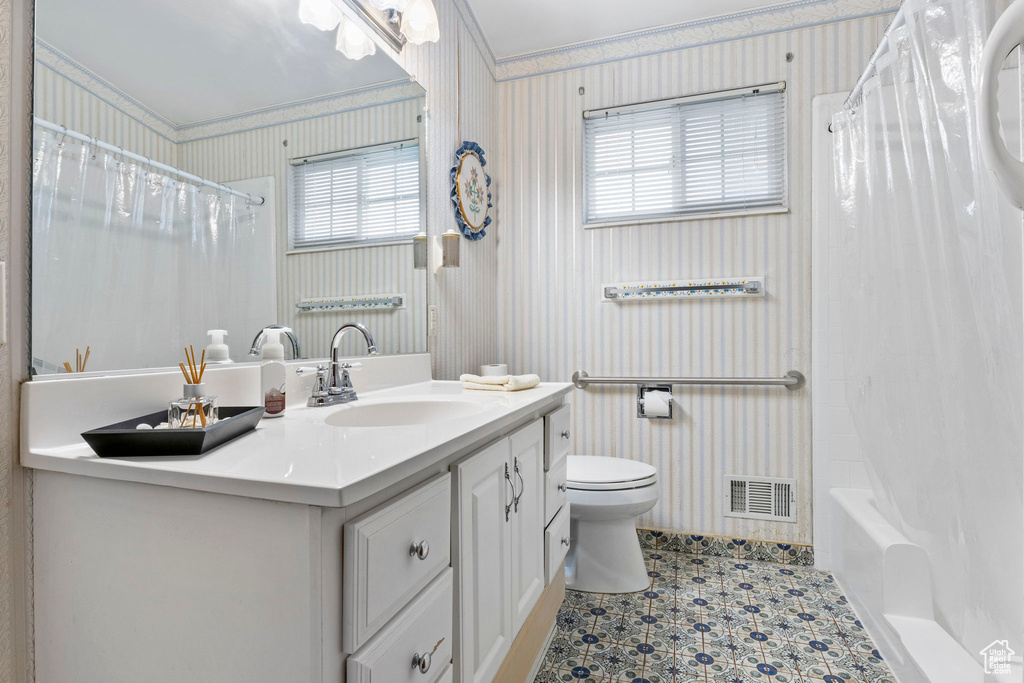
566, 455, 658, 491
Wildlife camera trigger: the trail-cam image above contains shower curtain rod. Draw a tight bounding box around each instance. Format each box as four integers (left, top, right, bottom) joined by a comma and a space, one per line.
33, 117, 266, 206
845, 9, 906, 109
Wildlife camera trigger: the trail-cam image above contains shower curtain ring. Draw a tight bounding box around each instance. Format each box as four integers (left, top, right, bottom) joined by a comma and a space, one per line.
57, 125, 68, 147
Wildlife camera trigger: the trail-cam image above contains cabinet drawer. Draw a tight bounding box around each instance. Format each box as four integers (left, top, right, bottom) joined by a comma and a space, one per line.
544, 503, 571, 585
544, 404, 571, 471
343, 473, 451, 652
347, 568, 454, 683
544, 458, 567, 526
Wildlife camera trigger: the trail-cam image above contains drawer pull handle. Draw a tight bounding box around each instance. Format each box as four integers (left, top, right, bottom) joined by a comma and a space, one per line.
561, 537, 570, 546
411, 651, 431, 674
561, 430, 570, 439
409, 540, 430, 561
557, 483, 567, 492
412, 637, 445, 674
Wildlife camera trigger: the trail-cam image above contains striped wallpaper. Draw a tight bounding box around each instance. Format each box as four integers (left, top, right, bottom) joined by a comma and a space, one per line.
177, 98, 428, 360
33, 62, 177, 167
392, 2, 500, 380
494, 15, 893, 544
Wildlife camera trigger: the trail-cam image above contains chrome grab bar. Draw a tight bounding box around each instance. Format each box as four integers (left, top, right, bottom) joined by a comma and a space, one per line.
572, 370, 805, 391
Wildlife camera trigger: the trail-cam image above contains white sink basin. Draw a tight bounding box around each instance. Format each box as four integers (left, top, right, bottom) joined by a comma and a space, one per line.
324, 397, 488, 428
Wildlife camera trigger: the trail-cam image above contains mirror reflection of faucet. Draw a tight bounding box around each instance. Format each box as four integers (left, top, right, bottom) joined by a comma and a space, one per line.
249, 325, 302, 360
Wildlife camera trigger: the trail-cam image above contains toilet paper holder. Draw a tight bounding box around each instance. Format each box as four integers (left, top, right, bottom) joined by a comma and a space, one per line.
637, 384, 673, 419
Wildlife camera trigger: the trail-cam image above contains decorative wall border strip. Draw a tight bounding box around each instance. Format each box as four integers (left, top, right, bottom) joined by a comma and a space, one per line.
637, 528, 815, 566
493, 0, 899, 81
35, 39, 178, 140
35, 40, 424, 143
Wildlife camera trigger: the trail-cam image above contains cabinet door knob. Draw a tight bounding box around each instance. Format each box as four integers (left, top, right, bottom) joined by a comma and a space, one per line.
411, 651, 431, 674
561, 430, 570, 439
561, 537, 570, 546
409, 540, 429, 561
557, 483, 567, 492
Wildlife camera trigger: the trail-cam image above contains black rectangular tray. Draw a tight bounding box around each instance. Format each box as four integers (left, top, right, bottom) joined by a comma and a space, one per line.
81, 406, 265, 458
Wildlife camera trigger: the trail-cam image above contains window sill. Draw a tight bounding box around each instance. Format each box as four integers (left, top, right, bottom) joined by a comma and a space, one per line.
583, 205, 789, 230
286, 238, 415, 255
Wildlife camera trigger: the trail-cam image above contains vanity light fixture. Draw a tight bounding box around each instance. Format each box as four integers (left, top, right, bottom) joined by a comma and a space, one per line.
299, 0, 343, 30
336, 14, 377, 59
368, 0, 410, 10
300, 0, 439, 57
398, 0, 439, 44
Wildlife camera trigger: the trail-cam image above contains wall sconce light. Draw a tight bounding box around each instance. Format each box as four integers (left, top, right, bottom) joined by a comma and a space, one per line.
413, 231, 428, 269
432, 228, 461, 274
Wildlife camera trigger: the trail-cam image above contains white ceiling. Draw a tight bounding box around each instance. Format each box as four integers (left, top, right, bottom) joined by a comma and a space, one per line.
466, 0, 787, 59
36, 0, 413, 126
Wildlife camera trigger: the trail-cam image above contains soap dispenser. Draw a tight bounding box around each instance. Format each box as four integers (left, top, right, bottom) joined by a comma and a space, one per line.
206, 329, 232, 364
260, 330, 286, 418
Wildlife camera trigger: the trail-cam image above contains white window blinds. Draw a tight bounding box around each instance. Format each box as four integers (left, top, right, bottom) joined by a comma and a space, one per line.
583, 85, 787, 226
289, 141, 420, 249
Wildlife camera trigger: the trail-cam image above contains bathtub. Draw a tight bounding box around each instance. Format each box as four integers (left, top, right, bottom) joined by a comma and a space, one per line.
829, 488, 995, 683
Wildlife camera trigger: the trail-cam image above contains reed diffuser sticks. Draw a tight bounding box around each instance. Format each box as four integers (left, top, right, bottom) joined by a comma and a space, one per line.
179, 345, 208, 428
64, 346, 90, 373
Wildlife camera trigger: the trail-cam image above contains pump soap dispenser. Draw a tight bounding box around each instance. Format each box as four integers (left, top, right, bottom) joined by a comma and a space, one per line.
206, 329, 232, 364
260, 329, 286, 418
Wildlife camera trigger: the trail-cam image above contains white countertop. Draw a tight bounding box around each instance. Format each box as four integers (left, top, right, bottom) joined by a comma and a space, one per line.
23, 380, 572, 507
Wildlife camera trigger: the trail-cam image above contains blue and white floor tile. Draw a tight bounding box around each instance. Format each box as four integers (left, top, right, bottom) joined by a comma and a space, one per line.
535, 545, 894, 683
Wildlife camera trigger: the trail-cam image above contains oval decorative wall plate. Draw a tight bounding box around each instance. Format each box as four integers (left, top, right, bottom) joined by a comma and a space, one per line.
450, 141, 492, 240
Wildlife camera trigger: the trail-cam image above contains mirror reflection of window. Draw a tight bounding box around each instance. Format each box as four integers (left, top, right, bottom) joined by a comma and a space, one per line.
30, 0, 428, 376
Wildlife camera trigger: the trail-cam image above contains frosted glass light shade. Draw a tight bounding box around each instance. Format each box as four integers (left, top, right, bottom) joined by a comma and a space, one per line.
400, 0, 439, 44
299, 0, 342, 31
368, 0, 410, 10
335, 15, 377, 60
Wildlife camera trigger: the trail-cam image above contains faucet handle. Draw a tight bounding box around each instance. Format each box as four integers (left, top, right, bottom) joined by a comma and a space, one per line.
338, 362, 363, 370
297, 365, 330, 399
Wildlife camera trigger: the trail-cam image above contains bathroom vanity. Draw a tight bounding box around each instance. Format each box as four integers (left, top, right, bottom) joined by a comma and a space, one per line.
22, 354, 572, 683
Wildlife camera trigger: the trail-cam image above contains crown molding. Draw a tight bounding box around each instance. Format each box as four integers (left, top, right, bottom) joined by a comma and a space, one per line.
493, 0, 899, 81
35, 39, 179, 140
34, 40, 424, 143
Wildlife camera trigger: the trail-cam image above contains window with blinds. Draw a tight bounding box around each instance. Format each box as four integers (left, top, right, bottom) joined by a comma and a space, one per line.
289, 141, 420, 249
583, 85, 787, 226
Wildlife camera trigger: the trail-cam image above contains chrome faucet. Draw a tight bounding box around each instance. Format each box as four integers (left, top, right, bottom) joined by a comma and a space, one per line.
250, 325, 301, 359
298, 323, 379, 408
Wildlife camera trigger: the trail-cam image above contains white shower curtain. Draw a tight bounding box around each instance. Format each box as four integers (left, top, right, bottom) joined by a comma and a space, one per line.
32, 127, 271, 373
832, 0, 1022, 664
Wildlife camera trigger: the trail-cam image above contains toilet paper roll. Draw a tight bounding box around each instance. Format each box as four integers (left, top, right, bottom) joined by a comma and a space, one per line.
643, 389, 673, 417
480, 364, 508, 377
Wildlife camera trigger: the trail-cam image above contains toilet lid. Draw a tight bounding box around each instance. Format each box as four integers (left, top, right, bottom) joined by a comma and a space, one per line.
566, 455, 658, 491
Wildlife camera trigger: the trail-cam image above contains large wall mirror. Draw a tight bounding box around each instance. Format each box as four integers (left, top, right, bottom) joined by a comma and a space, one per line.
30, 0, 428, 377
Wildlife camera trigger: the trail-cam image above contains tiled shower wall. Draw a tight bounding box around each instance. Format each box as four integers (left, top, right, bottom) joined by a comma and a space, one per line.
495, 15, 893, 545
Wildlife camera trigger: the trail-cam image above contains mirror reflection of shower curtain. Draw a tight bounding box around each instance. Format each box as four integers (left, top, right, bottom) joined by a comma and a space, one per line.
32, 128, 269, 373
831, 0, 1022, 665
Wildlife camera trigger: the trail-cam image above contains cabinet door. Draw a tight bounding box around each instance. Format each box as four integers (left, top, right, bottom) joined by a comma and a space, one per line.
509, 420, 546, 633
453, 438, 514, 683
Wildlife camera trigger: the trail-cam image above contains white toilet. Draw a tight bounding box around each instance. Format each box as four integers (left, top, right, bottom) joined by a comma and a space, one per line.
564, 455, 660, 593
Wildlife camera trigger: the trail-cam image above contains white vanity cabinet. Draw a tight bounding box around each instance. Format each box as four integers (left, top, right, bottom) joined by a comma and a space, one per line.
24, 367, 573, 683
453, 419, 548, 683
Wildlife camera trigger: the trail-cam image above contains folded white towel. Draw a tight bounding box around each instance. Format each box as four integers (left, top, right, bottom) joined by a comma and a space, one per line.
460, 373, 541, 392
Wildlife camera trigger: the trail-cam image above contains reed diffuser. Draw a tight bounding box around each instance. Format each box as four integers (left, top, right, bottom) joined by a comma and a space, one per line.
169, 345, 218, 429
63, 346, 90, 373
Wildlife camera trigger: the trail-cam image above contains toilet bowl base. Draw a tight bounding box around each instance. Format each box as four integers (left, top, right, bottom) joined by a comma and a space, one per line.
566, 516, 650, 594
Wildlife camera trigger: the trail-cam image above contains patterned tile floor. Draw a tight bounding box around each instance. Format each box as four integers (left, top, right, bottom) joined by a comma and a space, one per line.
534, 546, 894, 683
